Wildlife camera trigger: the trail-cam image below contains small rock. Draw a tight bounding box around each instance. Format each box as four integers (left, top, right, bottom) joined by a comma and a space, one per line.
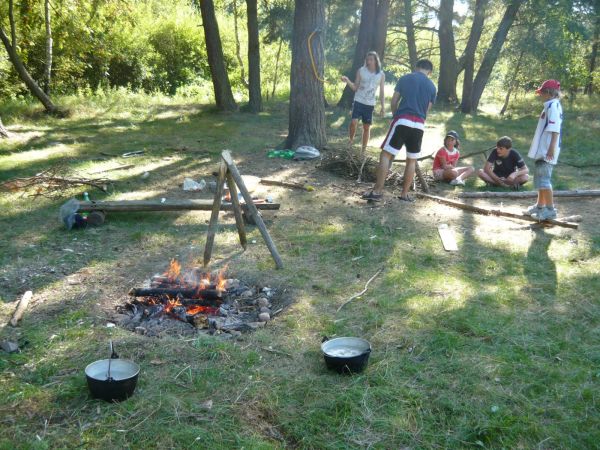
224, 278, 240, 290
141, 171, 150, 179
258, 312, 270, 322
218, 306, 228, 316
259, 307, 271, 314
247, 321, 266, 329
1, 341, 19, 353
134, 326, 147, 335
229, 330, 242, 338
106, 322, 116, 328
257, 298, 269, 308
240, 289, 254, 298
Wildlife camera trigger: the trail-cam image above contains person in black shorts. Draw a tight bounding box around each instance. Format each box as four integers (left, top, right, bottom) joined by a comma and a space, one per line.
477, 136, 529, 189
362, 59, 437, 202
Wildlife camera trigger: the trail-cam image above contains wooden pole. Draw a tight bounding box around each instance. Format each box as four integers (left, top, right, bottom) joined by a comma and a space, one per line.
76, 199, 280, 212
458, 189, 600, 199
226, 171, 247, 249
414, 162, 429, 193
416, 192, 579, 229
10, 290, 32, 327
203, 160, 227, 267
222, 150, 284, 269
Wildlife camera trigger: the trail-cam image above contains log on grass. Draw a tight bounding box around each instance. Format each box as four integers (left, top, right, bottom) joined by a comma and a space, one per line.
416, 192, 579, 229
76, 199, 280, 212
129, 287, 223, 300
10, 291, 32, 327
458, 190, 600, 199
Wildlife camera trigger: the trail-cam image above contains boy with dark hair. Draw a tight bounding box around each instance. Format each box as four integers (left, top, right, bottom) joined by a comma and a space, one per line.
525, 80, 563, 221
362, 59, 437, 202
477, 136, 529, 188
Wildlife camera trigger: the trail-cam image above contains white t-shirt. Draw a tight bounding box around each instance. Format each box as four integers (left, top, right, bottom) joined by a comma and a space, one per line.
353, 66, 384, 107
528, 98, 563, 165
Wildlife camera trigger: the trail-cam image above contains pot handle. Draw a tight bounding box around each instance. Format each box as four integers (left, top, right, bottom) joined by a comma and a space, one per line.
109, 340, 119, 359
321, 336, 329, 343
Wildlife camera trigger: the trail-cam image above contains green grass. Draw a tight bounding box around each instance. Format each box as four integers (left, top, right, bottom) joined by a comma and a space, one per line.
0, 90, 599, 448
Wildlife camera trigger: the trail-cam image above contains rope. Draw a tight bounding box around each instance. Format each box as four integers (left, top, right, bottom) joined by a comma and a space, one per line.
307, 30, 325, 83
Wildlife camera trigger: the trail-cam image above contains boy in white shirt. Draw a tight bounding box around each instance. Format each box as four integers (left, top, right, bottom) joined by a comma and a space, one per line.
525, 79, 563, 221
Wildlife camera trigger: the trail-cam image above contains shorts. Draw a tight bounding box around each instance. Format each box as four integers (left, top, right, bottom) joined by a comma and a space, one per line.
351, 101, 375, 125
433, 169, 445, 180
534, 160, 553, 189
381, 123, 424, 158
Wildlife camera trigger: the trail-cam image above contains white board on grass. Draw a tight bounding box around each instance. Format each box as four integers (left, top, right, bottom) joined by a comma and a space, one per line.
438, 224, 458, 251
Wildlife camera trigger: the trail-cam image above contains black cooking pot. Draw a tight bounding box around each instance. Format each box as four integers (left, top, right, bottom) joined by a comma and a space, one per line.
85, 341, 140, 402
321, 336, 371, 374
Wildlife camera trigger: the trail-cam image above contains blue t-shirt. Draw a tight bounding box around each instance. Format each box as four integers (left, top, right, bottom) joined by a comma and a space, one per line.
394, 71, 437, 120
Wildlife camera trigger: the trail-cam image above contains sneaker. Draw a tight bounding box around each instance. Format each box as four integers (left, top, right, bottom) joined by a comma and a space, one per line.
361, 191, 383, 202
523, 204, 541, 216
450, 178, 465, 186
532, 207, 557, 221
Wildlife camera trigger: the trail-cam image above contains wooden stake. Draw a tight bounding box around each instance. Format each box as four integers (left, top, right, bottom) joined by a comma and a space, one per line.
203, 160, 227, 267
416, 192, 579, 229
222, 150, 284, 269
458, 189, 600, 199
414, 162, 429, 193
10, 291, 32, 327
226, 171, 247, 249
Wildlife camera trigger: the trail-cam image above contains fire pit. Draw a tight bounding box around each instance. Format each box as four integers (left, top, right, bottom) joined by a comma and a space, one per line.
115, 260, 284, 337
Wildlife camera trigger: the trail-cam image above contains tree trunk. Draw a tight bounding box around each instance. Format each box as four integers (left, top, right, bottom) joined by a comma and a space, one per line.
271, 38, 283, 99
584, 15, 599, 95
499, 50, 524, 116
0, 117, 10, 138
199, 0, 238, 111
465, 0, 524, 113
0, 27, 57, 114
459, 0, 488, 113
403, 0, 418, 68
337, 0, 378, 108
246, 0, 262, 112
437, 0, 458, 104
44, 0, 53, 94
232, 0, 249, 88
285, 0, 327, 150
372, 0, 391, 60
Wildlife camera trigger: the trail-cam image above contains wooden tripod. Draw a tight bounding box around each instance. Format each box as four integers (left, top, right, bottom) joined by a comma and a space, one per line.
203, 150, 284, 269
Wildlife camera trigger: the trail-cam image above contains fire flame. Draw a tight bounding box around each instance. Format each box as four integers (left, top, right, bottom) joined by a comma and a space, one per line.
216, 265, 228, 291
164, 259, 181, 282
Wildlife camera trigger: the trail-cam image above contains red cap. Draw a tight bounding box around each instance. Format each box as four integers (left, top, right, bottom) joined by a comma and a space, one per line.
535, 79, 560, 94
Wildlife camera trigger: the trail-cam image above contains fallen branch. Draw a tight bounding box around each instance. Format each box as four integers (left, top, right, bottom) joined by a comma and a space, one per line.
88, 164, 135, 175
416, 192, 579, 229
392, 146, 494, 163
260, 178, 314, 191
1, 166, 111, 196
10, 291, 32, 327
458, 189, 600, 199
336, 267, 384, 313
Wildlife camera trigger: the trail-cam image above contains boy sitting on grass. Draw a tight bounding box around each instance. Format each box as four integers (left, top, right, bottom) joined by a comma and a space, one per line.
432, 130, 474, 186
477, 136, 529, 189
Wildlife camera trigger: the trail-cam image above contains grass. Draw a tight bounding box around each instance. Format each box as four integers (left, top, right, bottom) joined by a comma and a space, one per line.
0, 90, 599, 449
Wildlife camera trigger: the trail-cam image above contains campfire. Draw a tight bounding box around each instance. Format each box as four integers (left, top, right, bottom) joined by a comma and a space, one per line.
116, 260, 281, 337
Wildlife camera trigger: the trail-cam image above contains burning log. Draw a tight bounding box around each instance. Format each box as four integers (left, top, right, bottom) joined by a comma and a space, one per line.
179, 298, 223, 307
128, 287, 223, 300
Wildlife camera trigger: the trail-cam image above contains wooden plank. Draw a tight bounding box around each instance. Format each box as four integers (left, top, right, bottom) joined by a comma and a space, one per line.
437, 224, 458, 251
203, 160, 227, 267
222, 150, 284, 269
76, 199, 280, 212
226, 171, 247, 249
10, 291, 32, 327
416, 192, 579, 229
458, 190, 600, 199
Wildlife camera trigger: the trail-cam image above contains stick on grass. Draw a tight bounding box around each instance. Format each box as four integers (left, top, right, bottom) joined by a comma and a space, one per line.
336, 267, 384, 313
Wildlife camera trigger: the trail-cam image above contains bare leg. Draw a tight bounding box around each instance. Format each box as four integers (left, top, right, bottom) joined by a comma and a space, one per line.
443, 168, 460, 181
349, 119, 358, 145
373, 150, 394, 193
539, 188, 553, 208
455, 166, 474, 181
400, 158, 416, 197
478, 169, 503, 186
357, 124, 371, 182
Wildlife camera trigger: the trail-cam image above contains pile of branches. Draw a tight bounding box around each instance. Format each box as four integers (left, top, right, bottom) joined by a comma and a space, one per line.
1, 164, 111, 197
318, 146, 436, 190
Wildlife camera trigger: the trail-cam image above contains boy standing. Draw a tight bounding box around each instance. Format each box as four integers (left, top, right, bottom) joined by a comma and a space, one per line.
362, 59, 437, 202
477, 136, 529, 188
525, 80, 563, 220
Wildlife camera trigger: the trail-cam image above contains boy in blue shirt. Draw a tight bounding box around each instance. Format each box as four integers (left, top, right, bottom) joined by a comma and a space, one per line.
362, 59, 437, 202
524, 80, 563, 221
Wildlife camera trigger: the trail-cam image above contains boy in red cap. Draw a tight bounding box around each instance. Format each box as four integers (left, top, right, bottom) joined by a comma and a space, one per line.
525, 80, 563, 220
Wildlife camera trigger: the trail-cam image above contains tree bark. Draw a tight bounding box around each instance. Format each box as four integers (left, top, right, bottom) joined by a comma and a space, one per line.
232, 0, 249, 88
44, 0, 53, 94
285, 0, 327, 150
465, 0, 524, 113
436, 0, 458, 104
372, 0, 391, 60
403, 0, 418, 69
499, 49, 524, 116
337, 0, 378, 108
459, 0, 488, 113
584, 14, 599, 95
199, 0, 238, 111
0, 26, 57, 114
246, 0, 262, 112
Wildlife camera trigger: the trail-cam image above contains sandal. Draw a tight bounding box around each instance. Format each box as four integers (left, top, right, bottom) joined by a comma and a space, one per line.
361, 191, 383, 202
398, 195, 415, 203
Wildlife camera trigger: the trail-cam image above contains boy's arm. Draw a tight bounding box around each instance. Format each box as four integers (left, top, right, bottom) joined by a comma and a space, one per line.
484, 162, 505, 184
341, 69, 361, 92
546, 132, 559, 161
390, 91, 401, 116
379, 73, 385, 116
